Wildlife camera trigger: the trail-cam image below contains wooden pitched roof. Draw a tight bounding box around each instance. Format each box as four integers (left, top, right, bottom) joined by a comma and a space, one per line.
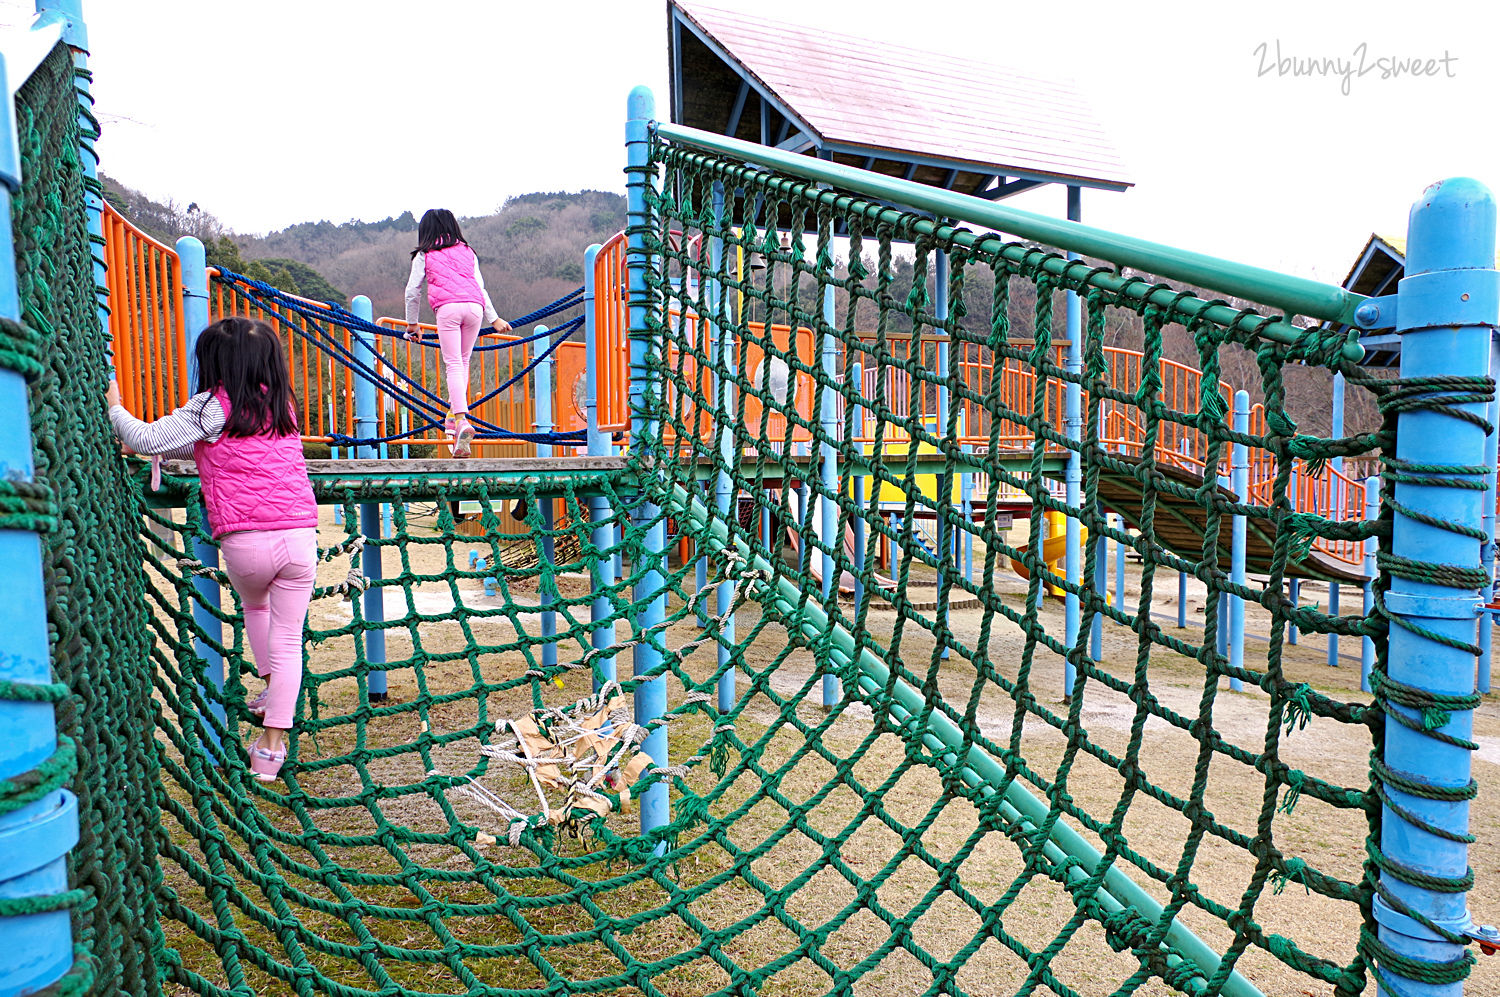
670, 0, 1132, 194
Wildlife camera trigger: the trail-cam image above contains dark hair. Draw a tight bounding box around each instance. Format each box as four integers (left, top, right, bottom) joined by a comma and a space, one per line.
192, 316, 298, 438
412, 208, 466, 258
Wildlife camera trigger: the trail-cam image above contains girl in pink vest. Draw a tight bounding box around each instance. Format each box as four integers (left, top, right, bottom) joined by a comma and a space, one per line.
108, 317, 318, 783
403, 208, 511, 457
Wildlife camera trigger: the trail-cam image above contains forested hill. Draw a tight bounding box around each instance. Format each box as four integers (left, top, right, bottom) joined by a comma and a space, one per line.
100, 176, 626, 322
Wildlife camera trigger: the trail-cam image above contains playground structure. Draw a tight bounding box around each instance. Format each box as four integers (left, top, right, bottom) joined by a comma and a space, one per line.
3, 4, 1499, 997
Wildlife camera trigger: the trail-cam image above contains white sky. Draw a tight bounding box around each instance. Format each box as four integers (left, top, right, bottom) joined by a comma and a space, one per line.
6, 0, 1497, 282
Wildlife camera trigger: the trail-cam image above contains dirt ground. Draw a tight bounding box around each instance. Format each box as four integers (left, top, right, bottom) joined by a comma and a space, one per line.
151, 504, 1500, 997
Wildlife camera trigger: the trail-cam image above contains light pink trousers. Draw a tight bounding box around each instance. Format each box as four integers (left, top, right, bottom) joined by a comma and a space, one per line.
219, 527, 318, 730
435, 302, 483, 415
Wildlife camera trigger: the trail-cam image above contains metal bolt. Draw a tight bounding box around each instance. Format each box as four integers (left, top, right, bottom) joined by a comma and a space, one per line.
1354, 302, 1380, 327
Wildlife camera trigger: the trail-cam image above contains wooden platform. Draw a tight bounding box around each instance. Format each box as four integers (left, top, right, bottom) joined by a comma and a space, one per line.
1093, 457, 1367, 584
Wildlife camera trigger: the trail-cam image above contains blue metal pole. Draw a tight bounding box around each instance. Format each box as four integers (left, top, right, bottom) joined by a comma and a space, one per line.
176, 236, 226, 750
1228, 390, 1248, 693
935, 248, 951, 663
1063, 186, 1082, 698
820, 283, 841, 704
711, 183, 737, 714
534, 337, 557, 675
1477, 375, 1499, 696
1288, 578, 1300, 645
851, 362, 866, 611
584, 245, 617, 690
627, 87, 668, 846
1113, 514, 1126, 611
0, 9, 81, 989
1178, 437, 1189, 630
1373, 177, 1497, 997
1362, 475, 1378, 694
1328, 372, 1345, 668
351, 295, 387, 701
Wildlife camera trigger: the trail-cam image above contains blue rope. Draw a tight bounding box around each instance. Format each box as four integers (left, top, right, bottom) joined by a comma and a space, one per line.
210, 270, 587, 446
213, 267, 581, 352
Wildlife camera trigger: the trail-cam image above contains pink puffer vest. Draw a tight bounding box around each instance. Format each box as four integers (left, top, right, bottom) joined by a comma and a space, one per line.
194, 389, 318, 538
424, 243, 483, 311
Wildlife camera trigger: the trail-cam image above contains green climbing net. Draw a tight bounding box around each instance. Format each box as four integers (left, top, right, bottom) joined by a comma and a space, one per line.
15, 39, 1453, 996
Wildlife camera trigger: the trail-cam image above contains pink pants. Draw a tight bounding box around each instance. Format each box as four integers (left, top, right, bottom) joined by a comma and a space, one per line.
436, 302, 483, 415
220, 527, 318, 730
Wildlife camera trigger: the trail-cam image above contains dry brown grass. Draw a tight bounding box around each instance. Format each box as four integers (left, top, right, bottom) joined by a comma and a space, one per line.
148, 507, 1500, 997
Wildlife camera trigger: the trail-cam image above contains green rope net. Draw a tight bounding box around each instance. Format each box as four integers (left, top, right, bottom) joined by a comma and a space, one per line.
18, 43, 1452, 995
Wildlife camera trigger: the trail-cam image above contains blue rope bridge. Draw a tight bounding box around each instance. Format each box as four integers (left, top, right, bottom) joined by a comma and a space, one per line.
212, 268, 587, 447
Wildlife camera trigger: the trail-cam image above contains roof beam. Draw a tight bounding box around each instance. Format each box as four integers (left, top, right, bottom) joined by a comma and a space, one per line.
776, 132, 816, 154
725, 79, 750, 136
821, 140, 1130, 193
672, 10, 822, 147
978, 178, 1047, 200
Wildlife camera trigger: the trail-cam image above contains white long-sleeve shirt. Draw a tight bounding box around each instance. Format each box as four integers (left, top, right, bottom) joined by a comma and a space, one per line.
109, 392, 225, 460
404, 251, 500, 326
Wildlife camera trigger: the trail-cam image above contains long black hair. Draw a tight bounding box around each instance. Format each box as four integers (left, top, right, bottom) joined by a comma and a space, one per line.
192, 316, 298, 437
412, 208, 467, 258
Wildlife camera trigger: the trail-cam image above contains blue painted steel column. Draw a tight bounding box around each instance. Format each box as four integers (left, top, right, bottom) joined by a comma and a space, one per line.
351, 295, 387, 701
1362, 475, 1379, 694
1328, 372, 1345, 668
1373, 177, 1497, 997
584, 245, 617, 690
0, 12, 79, 990
1063, 186, 1082, 697
1228, 390, 1248, 693
1477, 369, 1500, 696
851, 362, 866, 610
1178, 438, 1189, 629
1113, 514, 1126, 611
935, 249, 951, 662
627, 87, 668, 846
177, 237, 227, 749
820, 284, 841, 704
534, 337, 557, 674
711, 184, 737, 714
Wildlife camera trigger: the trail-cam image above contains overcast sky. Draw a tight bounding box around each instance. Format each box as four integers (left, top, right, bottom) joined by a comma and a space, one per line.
6, 0, 1496, 283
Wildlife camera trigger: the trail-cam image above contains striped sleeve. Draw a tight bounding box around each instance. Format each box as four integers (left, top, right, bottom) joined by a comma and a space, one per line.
109, 391, 225, 459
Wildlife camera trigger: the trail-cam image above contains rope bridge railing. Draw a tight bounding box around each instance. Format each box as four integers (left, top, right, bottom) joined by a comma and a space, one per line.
624, 106, 1496, 997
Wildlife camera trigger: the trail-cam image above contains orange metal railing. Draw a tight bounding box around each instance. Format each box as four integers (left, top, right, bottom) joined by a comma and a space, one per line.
103, 206, 189, 422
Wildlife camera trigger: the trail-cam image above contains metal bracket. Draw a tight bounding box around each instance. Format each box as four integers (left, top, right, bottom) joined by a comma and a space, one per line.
1354, 294, 1398, 330
1466, 921, 1500, 955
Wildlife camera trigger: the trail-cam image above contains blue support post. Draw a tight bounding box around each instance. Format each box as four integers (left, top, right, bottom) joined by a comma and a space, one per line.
1228, 390, 1248, 693
627, 87, 668, 846
1063, 186, 1082, 697
851, 362, 866, 610
935, 248, 951, 662
584, 244, 617, 690
1477, 374, 1500, 695
0, 8, 81, 989
1328, 371, 1345, 668
351, 295, 387, 701
1178, 438, 1189, 630
1113, 514, 1127, 611
711, 183, 737, 713
176, 237, 227, 751
1362, 475, 1378, 694
820, 283, 841, 705
534, 338, 557, 675
1372, 177, 1498, 996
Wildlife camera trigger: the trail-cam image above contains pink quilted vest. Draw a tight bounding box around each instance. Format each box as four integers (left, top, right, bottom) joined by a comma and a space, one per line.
424, 243, 483, 311
194, 389, 318, 539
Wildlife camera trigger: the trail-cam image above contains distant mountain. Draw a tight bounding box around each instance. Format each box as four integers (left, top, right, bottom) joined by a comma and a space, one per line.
100, 175, 626, 324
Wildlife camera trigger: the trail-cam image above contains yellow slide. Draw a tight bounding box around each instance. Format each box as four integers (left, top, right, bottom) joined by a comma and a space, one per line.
1007, 511, 1086, 598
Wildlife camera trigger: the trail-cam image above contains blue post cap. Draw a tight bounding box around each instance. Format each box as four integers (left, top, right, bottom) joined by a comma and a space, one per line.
628, 86, 656, 122
1407, 177, 1496, 276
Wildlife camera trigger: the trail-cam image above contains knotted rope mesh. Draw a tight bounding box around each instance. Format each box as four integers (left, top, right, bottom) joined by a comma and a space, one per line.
14, 41, 1477, 996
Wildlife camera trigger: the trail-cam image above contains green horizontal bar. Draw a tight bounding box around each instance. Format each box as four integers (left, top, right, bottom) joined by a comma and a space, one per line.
666, 483, 1263, 997
655, 121, 1366, 359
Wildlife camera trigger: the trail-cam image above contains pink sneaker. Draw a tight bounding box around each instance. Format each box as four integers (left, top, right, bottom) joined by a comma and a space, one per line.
246, 687, 269, 719
452, 416, 474, 458
443, 413, 456, 439
248, 737, 287, 782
